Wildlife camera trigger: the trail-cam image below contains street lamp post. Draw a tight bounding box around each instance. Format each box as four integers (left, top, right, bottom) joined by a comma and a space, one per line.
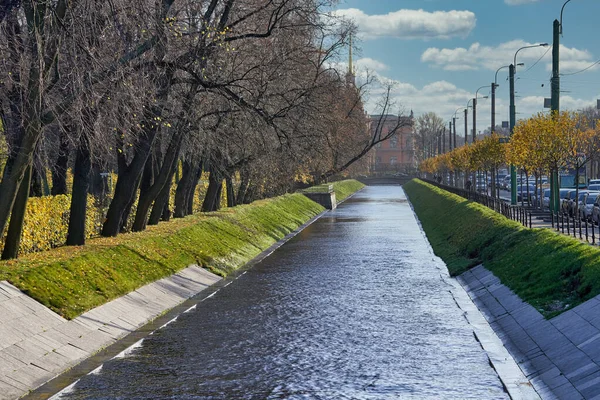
549, 0, 574, 212
509, 43, 549, 205
493, 64, 523, 132
448, 121, 452, 151
473, 86, 489, 143
464, 106, 469, 146
453, 107, 462, 148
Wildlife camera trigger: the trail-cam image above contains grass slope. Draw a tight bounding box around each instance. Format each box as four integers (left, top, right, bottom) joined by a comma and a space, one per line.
302, 179, 365, 203
0, 194, 324, 319
404, 179, 600, 317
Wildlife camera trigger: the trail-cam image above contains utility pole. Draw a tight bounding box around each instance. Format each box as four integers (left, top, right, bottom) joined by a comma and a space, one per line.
509, 43, 548, 205
448, 122, 452, 151
464, 108, 468, 145
453, 117, 457, 149
491, 82, 496, 132
551, 18, 561, 212
510, 63, 517, 205
473, 98, 477, 143
442, 127, 446, 154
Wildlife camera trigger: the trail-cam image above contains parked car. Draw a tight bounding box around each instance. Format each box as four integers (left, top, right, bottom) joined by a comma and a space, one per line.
517, 185, 536, 202
570, 190, 593, 217
561, 190, 578, 215
540, 188, 551, 209
589, 184, 600, 191
591, 196, 600, 224
589, 179, 600, 186
580, 192, 600, 220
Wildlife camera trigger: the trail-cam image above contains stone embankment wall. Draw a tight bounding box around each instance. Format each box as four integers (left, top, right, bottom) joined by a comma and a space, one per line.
460, 265, 600, 399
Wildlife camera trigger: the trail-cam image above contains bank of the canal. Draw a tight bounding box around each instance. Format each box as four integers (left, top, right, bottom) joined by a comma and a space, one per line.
47, 186, 515, 400
405, 179, 600, 399
0, 181, 364, 400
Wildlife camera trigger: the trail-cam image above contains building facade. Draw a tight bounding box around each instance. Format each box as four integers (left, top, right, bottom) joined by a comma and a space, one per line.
369, 114, 415, 174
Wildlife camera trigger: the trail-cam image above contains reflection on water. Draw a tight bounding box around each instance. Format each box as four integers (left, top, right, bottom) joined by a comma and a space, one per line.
58, 186, 507, 400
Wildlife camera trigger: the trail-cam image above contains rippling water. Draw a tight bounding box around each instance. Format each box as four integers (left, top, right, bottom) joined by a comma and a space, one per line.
58, 186, 507, 399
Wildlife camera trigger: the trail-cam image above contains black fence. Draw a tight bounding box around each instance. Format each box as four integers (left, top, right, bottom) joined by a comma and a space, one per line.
424, 179, 600, 245
550, 210, 597, 245
423, 179, 533, 228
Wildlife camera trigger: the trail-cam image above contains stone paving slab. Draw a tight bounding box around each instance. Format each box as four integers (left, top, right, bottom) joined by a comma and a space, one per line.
459, 265, 600, 399
0, 265, 220, 400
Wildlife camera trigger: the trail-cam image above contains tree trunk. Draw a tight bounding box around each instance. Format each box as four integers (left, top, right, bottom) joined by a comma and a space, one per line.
202, 170, 222, 212
29, 161, 44, 197
148, 175, 173, 225
120, 187, 138, 233
132, 131, 184, 232
51, 129, 70, 195
243, 182, 257, 204
174, 159, 193, 218
187, 166, 203, 215
66, 136, 91, 246
215, 180, 223, 211
1, 164, 32, 260
147, 163, 176, 225
226, 176, 236, 208
101, 67, 174, 237
237, 168, 250, 205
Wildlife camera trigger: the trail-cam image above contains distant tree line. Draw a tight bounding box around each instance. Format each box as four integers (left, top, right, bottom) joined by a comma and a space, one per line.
0, 0, 411, 259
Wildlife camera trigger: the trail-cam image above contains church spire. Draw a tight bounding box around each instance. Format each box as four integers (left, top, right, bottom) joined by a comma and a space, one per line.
346, 33, 355, 86
348, 32, 353, 75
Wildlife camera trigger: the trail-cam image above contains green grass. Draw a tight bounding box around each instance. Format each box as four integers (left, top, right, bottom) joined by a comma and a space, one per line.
404, 179, 600, 317
302, 179, 365, 203
0, 194, 324, 319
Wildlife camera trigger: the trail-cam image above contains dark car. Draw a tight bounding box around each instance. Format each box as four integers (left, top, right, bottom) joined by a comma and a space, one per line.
517, 185, 536, 202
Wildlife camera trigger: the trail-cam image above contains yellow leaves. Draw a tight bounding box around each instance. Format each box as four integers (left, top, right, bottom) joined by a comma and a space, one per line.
0, 195, 102, 255
421, 110, 600, 177
509, 111, 599, 172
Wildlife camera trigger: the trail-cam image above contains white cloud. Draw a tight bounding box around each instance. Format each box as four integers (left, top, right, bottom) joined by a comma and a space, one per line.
422, 40, 594, 73
546, 60, 600, 74
504, 0, 540, 5
355, 58, 389, 72
332, 8, 476, 40
354, 58, 600, 134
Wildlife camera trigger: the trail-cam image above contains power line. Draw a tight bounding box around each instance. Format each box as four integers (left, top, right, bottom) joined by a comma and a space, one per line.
522, 46, 552, 75
561, 59, 600, 76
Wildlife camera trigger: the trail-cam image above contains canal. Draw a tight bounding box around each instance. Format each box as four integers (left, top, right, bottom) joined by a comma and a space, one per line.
56, 186, 507, 399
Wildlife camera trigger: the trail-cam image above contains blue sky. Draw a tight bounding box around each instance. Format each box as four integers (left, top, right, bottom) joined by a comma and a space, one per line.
333, 0, 600, 134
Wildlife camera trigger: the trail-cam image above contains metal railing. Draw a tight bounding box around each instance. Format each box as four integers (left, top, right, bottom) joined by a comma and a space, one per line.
424, 179, 600, 245
423, 179, 533, 228
550, 210, 597, 245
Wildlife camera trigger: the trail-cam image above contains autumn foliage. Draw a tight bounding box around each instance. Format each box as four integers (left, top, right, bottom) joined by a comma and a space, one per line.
419, 111, 600, 180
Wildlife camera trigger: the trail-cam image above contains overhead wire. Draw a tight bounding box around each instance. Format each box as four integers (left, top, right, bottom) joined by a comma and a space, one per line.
561, 59, 600, 76
521, 46, 552, 75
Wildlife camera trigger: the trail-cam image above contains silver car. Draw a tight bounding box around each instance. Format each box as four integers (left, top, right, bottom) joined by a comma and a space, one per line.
580, 192, 600, 220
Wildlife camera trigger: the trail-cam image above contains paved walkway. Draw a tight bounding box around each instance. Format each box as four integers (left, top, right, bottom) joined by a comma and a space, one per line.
459, 265, 600, 399
0, 266, 220, 400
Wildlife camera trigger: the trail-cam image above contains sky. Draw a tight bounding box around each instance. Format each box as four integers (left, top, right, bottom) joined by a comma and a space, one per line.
332, 0, 600, 134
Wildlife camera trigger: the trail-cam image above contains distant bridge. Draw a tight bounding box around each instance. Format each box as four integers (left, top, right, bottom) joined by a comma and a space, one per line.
356, 175, 415, 186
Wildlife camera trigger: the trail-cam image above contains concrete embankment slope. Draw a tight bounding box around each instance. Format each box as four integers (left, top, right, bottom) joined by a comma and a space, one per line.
0, 267, 220, 400
404, 179, 600, 399
0, 190, 337, 399
459, 265, 600, 399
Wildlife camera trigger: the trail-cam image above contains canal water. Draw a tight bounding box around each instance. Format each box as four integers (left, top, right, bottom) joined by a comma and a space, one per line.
57, 186, 507, 399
